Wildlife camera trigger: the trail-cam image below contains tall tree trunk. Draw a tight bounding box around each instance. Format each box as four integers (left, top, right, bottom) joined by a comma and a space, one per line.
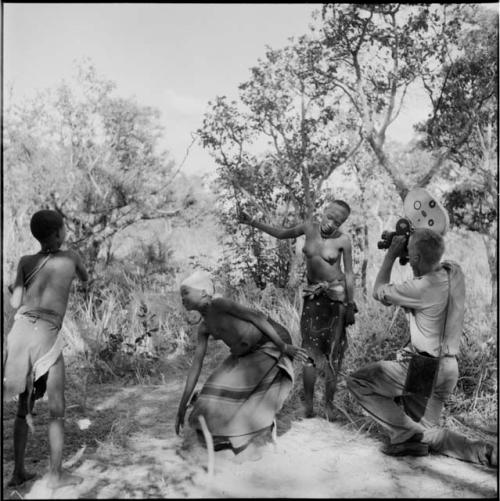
360, 222, 369, 296
352, 160, 371, 298
365, 134, 409, 201
287, 239, 304, 290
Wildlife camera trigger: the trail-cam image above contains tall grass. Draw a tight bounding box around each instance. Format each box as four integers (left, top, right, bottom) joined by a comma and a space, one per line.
218, 229, 497, 431
3, 211, 496, 434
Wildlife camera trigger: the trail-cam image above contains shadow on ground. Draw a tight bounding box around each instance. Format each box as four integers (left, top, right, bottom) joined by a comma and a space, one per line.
2, 381, 497, 499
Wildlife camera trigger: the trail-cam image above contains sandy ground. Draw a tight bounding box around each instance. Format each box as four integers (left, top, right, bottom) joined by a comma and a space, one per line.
3, 382, 498, 499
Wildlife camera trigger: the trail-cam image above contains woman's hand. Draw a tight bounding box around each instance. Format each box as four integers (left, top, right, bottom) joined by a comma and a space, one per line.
175, 405, 186, 435
283, 344, 309, 363
237, 208, 253, 225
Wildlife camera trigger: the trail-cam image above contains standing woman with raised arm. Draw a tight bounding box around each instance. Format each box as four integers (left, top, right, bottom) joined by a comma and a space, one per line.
238, 200, 357, 419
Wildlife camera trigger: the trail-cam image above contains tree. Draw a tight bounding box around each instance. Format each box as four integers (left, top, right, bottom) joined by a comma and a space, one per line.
3, 60, 180, 277
349, 147, 399, 296
198, 37, 362, 287
416, 8, 498, 307
320, 3, 493, 201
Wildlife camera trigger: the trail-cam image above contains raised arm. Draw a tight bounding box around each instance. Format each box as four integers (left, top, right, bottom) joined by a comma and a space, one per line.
216, 298, 309, 363
9, 259, 25, 309
373, 235, 407, 300
237, 209, 305, 240
175, 324, 209, 435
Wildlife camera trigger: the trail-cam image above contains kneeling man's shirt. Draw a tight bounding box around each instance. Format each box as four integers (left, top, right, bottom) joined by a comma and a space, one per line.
375, 261, 465, 357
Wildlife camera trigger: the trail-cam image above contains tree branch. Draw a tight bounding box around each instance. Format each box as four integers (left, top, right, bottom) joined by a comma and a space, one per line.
367, 134, 409, 200
388, 82, 410, 126
417, 114, 477, 188
379, 12, 399, 143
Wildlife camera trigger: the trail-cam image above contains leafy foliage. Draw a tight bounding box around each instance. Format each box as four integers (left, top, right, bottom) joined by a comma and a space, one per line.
444, 187, 497, 234
319, 4, 493, 200
416, 7, 498, 154
414, 6, 498, 306
199, 37, 363, 287
4, 59, 177, 276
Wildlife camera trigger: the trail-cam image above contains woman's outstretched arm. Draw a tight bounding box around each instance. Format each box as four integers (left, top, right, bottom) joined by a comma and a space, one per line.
238, 209, 306, 239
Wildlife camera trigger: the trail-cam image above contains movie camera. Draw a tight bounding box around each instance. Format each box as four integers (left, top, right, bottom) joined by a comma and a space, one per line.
377, 188, 449, 266
377, 218, 413, 265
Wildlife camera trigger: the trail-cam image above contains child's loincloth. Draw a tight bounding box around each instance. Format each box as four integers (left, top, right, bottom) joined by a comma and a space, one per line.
188, 322, 294, 450
3, 306, 64, 401
301, 279, 347, 365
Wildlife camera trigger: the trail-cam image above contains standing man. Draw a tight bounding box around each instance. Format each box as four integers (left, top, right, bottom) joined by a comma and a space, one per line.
347, 228, 496, 467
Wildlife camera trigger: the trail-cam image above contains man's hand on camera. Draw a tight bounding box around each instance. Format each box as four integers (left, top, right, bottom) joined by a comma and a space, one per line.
387, 235, 407, 259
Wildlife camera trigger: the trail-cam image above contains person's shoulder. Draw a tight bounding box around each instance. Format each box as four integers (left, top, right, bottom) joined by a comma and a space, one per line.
333, 232, 351, 249
300, 219, 314, 230
211, 296, 256, 317
59, 249, 82, 262
211, 296, 236, 311
18, 253, 34, 263
395, 275, 426, 294
441, 260, 464, 275
420, 268, 447, 284
20, 252, 41, 260
18, 253, 40, 267
408, 275, 439, 297
340, 232, 351, 244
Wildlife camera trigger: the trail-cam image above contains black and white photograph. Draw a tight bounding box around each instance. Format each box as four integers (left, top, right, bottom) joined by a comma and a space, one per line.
2, 2, 498, 498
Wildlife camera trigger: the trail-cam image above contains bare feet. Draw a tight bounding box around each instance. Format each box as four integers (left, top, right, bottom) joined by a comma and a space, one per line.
304, 407, 316, 418
7, 470, 37, 487
324, 404, 337, 421
46, 469, 83, 489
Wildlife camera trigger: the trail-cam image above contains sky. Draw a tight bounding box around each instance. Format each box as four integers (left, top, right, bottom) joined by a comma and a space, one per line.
3, 3, 498, 175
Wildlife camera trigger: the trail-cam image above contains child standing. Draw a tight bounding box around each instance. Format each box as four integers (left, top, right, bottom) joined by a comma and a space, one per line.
3, 210, 88, 488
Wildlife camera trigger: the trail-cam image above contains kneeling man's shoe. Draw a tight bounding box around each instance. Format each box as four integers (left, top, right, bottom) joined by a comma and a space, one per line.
484, 443, 497, 468
382, 435, 429, 457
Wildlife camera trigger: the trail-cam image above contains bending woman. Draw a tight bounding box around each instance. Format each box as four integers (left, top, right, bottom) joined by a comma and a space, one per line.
175, 270, 308, 453
238, 200, 357, 419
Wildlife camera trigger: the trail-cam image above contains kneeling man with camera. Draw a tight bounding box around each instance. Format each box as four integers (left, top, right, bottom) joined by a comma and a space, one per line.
347, 227, 496, 467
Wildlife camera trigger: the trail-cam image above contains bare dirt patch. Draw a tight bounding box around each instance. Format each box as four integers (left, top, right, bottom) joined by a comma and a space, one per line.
3, 382, 497, 499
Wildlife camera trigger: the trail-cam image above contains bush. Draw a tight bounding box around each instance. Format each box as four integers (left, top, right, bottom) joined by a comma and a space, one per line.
62, 260, 188, 390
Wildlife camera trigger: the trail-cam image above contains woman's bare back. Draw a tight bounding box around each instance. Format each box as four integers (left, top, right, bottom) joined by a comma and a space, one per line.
203, 300, 265, 356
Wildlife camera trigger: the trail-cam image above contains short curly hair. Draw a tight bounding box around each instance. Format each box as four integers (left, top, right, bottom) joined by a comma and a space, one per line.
30, 210, 64, 242
409, 228, 445, 265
